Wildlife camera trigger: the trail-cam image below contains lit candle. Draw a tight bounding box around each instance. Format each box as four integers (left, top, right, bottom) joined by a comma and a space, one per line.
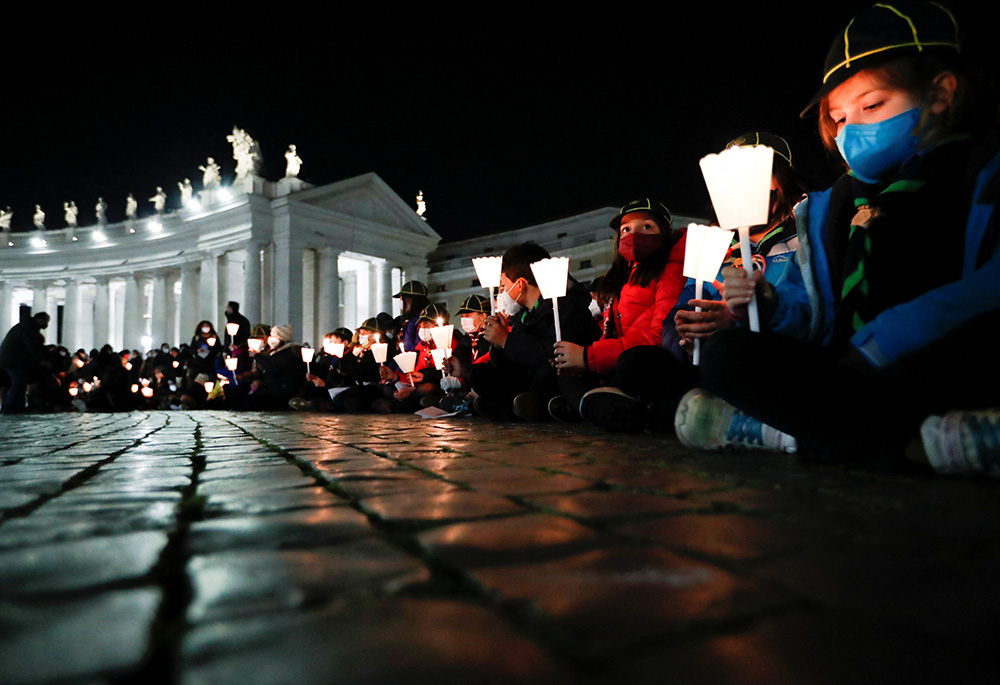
206, 336, 217, 348
683, 223, 735, 365
141, 386, 154, 398
130, 384, 139, 393
203, 381, 214, 394
370, 333, 388, 364
393, 351, 418, 387
300, 346, 315, 375
248, 338, 263, 353
472, 255, 503, 315
226, 322, 239, 343
68, 386, 79, 397
530, 257, 569, 342
699, 144, 774, 332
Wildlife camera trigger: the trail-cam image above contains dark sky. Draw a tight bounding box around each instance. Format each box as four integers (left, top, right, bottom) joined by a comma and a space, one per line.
2, 1, 995, 242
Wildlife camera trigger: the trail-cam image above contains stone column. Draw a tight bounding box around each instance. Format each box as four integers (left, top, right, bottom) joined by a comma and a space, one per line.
0, 281, 11, 333
94, 277, 111, 349
150, 271, 169, 348
272, 235, 303, 338
32, 282, 47, 316
199, 253, 219, 327
243, 243, 262, 327
164, 271, 179, 346
122, 273, 144, 351
375, 260, 393, 314
317, 247, 341, 337
63, 278, 81, 350
179, 261, 200, 343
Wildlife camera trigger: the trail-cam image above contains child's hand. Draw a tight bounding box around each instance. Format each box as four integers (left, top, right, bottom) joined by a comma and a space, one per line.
482, 315, 508, 348
306, 373, 326, 387
675, 300, 732, 342
379, 366, 398, 383
394, 385, 414, 400
721, 266, 761, 317
553, 341, 585, 373
409, 370, 424, 384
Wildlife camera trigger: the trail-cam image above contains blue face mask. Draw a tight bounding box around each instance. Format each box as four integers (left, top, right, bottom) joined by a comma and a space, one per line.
835, 108, 922, 184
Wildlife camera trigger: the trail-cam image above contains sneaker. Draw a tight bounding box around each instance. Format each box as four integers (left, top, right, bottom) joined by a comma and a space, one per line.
439, 392, 472, 415
512, 392, 544, 422
579, 387, 646, 432
674, 388, 797, 453
288, 397, 313, 412
548, 395, 582, 423
920, 409, 1000, 476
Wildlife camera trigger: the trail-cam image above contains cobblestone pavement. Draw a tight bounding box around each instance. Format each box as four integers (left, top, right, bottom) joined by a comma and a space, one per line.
1, 411, 998, 684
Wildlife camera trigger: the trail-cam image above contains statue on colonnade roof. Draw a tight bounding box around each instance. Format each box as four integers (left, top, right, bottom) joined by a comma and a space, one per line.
149, 186, 167, 214
95, 197, 107, 224
126, 194, 138, 219
416, 190, 427, 219
179, 178, 194, 207
0, 207, 12, 231
200, 157, 221, 188
284, 144, 302, 178
227, 126, 259, 180
63, 201, 78, 227
33, 205, 45, 230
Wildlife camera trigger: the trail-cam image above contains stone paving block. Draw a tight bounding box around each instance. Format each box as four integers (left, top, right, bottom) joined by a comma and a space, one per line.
608, 609, 992, 685
357, 490, 524, 529
202, 486, 341, 516
0, 531, 168, 596
467, 546, 786, 659
613, 513, 799, 563
0, 498, 179, 548
523, 490, 700, 521
187, 507, 374, 553
0, 588, 161, 684
417, 513, 607, 568
198, 473, 315, 495
187, 538, 430, 623
183, 597, 574, 684
332, 473, 461, 499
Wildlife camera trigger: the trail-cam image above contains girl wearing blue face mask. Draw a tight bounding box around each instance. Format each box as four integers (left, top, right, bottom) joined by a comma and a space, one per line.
676, 1, 1000, 472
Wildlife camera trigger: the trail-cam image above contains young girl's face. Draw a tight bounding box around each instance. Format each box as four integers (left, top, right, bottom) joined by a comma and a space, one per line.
619, 211, 662, 238
826, 69, 921, 135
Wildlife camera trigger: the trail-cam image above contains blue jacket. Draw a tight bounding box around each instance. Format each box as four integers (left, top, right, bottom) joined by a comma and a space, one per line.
663, 228, 799, 359
768, 150, 1000, 367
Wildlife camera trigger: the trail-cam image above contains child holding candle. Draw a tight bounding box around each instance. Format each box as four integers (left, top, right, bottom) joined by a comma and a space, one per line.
549, 199, 688, 429
678, 1, 1000, 471
375, 303, 455, 413
474, 242, 600, 421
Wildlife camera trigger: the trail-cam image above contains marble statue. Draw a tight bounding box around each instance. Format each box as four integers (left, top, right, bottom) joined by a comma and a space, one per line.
200, 157, 221, 188
227, 127, 259, 180
284, 144, 302, 178
126, 194, 138, 219
416, 190, 427, 218
150, 186, 167, 213
33, 205, 45, 229
95, 197, 107, 224
64, 201, 79, 227
0, 207, 12, 231
179, 178, 194, 207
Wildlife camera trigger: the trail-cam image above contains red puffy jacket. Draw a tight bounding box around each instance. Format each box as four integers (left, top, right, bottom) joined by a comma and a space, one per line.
587, 229, 687, 375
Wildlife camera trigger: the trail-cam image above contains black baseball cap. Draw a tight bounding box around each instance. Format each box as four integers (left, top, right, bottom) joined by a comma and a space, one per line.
609, 198, 673, 231
800, 1, 961, 117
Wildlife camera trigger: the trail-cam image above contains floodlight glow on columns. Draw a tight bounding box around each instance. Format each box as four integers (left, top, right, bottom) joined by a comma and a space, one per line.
699, 144, 774, 332
148, 220, 163, 233
530, 257, 569, 342
472, 256, 503, 315
30, 234, 47, 248
93, 230, 106, 243
218, 187, 232, 203
683, 223, 735, 365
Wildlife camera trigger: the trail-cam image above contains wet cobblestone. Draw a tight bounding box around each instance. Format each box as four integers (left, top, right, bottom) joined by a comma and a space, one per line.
1, 411, 998, 683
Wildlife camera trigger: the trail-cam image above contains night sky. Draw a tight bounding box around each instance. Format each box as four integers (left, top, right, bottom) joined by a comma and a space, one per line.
3, 1, 995, 242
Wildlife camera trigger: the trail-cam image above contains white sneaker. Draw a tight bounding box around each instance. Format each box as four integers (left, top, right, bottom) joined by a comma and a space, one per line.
674, 388, 797, 453
920, 409, 1000, 476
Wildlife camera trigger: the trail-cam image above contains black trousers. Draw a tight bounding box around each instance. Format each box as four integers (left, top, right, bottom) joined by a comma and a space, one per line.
699, 312, 1000, 461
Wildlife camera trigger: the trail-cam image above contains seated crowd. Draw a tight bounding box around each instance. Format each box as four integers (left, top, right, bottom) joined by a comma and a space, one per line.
0, 3, 997, 477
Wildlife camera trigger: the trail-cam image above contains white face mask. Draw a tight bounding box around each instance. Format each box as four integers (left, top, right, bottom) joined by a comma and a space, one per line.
201, 326, 210, 334
589, 299, 602, 317
358, 334, 370, 346
418, 327, 433, 342
497, 290, 523, 317
460, 317, 477, 333
267, 336, 281, 349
